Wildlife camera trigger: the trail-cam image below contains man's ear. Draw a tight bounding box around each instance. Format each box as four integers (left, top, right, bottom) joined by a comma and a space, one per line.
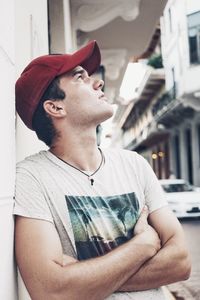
43, 100, 66, 118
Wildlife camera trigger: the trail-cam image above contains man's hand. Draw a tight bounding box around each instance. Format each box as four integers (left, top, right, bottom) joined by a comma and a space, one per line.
62, 254, 77, 267
118, 206, 191, 292
62, 206, 161, 270
134, 206, 161, 253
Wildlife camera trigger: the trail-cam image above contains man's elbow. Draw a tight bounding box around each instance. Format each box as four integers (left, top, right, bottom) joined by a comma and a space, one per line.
44, 267, 95, 300
177, 250, 191, 281
181, 256, 191, 280
24, 265, 73, 300
44, 271, 73, 300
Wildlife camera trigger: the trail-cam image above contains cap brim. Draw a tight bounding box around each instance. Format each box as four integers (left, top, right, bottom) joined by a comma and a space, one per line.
58, 40, 101, 76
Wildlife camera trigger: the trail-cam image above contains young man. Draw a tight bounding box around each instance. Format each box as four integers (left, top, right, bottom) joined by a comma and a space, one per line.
14, 40, 191, 299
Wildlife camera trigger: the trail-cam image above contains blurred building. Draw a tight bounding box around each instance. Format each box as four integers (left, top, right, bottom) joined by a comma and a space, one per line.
160, 0, 200, 186
112, 0, 200, 187
111, 26, 169, 179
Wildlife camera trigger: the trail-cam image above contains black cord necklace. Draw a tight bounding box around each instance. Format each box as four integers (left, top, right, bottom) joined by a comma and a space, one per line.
56, 147, 105, 186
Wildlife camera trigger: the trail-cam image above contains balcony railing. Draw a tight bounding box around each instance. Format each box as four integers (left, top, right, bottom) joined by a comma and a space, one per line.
152, 83, 178, 118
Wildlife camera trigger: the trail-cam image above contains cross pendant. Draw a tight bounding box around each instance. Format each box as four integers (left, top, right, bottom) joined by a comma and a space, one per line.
89, 177, 94, 186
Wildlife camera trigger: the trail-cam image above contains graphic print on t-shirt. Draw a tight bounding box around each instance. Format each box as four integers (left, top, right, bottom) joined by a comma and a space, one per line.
65, 192, 140, 260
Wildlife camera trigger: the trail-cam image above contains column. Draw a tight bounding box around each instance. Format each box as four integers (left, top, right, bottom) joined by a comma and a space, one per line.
179, 127, 188, 181
191, 120, 200, 186
169, 133, 176, 174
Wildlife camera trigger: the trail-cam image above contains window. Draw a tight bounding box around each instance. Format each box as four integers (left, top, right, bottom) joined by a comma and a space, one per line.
188, 11, 200, 64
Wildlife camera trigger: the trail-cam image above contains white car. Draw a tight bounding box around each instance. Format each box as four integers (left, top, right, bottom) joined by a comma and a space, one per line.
159, 179, 200, 218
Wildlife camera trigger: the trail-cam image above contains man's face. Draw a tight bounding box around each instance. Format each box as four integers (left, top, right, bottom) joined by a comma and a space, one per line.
58, 66, 114, 127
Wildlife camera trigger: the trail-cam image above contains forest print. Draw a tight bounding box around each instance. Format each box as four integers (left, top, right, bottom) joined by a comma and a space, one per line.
65, 192, 140, 260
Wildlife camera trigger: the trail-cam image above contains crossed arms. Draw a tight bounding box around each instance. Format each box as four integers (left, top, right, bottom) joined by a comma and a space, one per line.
15, 206, 191, 300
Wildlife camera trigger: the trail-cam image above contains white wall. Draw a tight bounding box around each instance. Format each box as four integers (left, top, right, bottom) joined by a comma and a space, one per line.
184, 65, 200, 93
15, 1, 49, 298
0, 0, 17, 298
186, 0, 200, 15
15, 0, 49, 162
161, 0, 189, 94
161, 0, 200, 96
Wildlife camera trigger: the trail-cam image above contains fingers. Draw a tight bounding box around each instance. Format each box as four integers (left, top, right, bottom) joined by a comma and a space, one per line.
140, 205, 149, 219
137, 205, 149, 226
134, 205, 149, 235
62, 255, 77, 267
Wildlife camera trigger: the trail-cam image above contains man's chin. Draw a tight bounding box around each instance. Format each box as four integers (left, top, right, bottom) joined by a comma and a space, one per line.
100, 109, 114, 123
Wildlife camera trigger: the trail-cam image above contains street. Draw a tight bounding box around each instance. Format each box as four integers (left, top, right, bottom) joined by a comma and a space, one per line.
168, 218, 200, 300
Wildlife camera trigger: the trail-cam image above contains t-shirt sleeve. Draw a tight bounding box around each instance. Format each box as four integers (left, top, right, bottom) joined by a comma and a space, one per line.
135, 153, 168, 213
14, 166, 54, 223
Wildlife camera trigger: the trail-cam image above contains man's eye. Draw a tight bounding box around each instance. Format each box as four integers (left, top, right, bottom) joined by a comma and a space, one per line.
77, 74, 83, 79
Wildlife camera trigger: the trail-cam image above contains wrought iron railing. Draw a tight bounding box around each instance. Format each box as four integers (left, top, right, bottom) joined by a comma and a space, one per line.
152, 83, 178, 117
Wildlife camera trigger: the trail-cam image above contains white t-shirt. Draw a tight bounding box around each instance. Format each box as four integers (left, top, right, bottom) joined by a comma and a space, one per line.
14, 148, 168, 299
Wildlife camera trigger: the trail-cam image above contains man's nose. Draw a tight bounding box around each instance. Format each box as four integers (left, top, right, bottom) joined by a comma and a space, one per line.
93, 78, 104, 90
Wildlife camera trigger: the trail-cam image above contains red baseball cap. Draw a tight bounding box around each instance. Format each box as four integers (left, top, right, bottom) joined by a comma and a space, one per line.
16, 40, 101, 130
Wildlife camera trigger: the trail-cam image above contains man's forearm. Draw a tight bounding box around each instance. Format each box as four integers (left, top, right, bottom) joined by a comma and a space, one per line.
45, 238, 156, 300
118, 237, 191, 292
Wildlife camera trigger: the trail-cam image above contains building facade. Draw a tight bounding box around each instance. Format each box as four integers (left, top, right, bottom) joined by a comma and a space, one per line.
113, 0, 200, 187
160, 0, 200, 186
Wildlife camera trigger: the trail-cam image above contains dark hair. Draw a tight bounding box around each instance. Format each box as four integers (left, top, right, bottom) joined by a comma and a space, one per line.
32, 77, 65, 147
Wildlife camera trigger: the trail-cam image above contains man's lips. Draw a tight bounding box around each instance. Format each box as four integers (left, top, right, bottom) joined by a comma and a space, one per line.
99, 93, 107, 101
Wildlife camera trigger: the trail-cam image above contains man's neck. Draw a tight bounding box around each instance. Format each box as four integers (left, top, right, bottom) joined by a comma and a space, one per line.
49, 127, 101, 172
